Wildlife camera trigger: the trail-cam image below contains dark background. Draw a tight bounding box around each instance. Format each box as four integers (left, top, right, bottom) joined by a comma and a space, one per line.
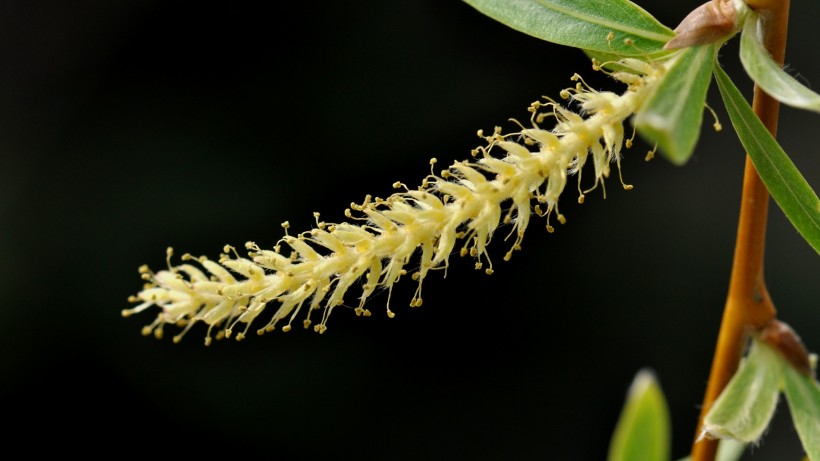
2, 1, 818, 459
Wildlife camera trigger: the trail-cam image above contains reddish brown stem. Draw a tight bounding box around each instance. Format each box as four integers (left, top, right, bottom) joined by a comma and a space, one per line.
690, 1, 790, 460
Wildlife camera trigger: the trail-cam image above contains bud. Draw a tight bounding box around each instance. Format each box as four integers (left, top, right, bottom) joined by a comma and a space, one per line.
664, 0, 740, 50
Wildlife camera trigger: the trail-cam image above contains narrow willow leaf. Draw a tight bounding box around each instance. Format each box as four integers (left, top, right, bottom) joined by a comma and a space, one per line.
740, 12, 820, 113
714, 64, 820, 254
633, 44, 717, 165
701, 340, 784, 443
462, 0, 674, 56
783, 362, 820, 461
608, 369, 671, 461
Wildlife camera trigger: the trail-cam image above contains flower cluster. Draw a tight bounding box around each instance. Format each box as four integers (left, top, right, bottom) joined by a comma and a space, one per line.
124, 54, 670, 345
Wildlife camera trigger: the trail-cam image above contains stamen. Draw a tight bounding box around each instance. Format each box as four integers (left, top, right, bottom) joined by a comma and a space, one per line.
705, 102, 723, 132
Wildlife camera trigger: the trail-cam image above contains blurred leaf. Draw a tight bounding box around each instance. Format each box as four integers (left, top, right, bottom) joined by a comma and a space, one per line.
633, 44, 717, 165
783, 361, 820, 461
740, 12, 820, 113
702, 340, 784, 443
608, 369, 671, 461
713, 64, 820, 254
462, 0, 674, 55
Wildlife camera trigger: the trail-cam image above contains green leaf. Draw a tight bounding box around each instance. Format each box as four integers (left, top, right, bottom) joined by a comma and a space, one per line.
633, 44, 717, 165
713, 64, 820, 254
701, 340, 784, 443
740, 12, 820, 113
462, 0, 674, 56
608, 369, 671, 461
783, 362, 820, 461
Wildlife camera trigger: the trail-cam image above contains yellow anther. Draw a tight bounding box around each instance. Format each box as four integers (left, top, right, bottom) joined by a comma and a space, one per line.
645, 144, 657, 162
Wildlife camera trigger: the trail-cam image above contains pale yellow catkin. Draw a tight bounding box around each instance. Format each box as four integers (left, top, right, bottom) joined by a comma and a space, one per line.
123, 54, 673, 346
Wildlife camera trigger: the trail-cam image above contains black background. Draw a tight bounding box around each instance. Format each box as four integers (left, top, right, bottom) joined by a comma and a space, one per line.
2, 1, 818, 459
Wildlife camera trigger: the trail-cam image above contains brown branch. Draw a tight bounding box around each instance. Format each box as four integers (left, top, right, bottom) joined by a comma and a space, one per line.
689, 1, 790, 460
